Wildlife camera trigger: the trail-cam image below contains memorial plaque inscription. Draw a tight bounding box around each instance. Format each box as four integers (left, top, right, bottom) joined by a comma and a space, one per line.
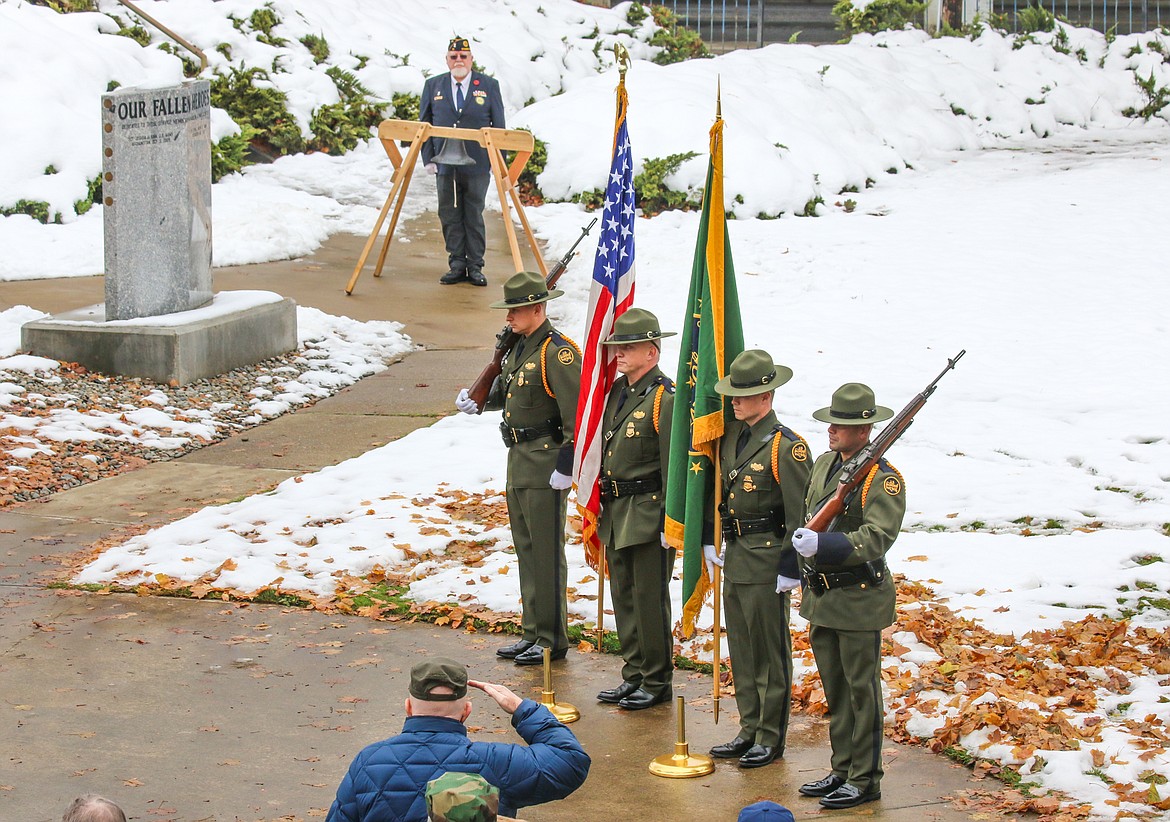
101, 79, 213, 321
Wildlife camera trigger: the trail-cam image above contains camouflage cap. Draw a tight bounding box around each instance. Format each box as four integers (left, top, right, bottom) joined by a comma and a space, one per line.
426, 772, 499, 822
409, 657, 468, 701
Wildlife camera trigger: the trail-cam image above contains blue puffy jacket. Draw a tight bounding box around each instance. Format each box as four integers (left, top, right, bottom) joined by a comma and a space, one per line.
326, 699, 589, 821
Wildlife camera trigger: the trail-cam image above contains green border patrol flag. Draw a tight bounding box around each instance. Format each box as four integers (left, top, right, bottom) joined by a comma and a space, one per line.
664, 114, 744, 638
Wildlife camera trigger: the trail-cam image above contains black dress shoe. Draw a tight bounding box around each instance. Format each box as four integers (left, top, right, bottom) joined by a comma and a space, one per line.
597, 681, 640, 703
512, 645, 567, 666
819, 783, 880, 809
617, 687, 671, 710
799, 774, 846, 797
738, 744, 779, 769
495, 639, 533, 659
708, 737, 754, 759
440, 269, 468, 285
468, 270, 487, 287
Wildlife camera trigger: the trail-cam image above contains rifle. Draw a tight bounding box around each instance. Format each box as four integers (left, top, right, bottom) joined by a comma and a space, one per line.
806, 350, 965, 531
467, 218, 598, 413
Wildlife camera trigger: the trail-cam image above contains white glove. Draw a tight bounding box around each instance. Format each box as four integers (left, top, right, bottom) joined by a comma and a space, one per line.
549, 470, 573, 491
792, 527, 819, 558
776, 574, 801, 593
425, 162, 438, 175
454, 388, 478, 415
660, 532, 669, 549
702, 543, 723, 577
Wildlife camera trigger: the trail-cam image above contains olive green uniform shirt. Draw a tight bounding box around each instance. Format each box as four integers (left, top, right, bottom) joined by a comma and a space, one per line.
486, 319, 580, 485
597, 366, 673, 551
798, 453, 906, 630
717, 411, 812, 583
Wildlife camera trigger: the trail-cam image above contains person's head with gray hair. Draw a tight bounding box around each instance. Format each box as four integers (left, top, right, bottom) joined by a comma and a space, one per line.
62, 795, 126, 822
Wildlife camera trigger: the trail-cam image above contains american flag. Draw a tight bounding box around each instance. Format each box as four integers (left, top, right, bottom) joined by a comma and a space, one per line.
573, 84, 636, 570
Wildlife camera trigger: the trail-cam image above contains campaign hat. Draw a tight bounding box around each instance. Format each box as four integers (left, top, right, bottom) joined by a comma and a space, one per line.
811, 382, 893, 425
714, 349, 793, 397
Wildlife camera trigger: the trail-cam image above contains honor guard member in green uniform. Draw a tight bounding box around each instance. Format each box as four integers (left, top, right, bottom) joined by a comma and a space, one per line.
594, 308, 676, 711
793, 383, 906, 809
703, 350, 811, 768
454, 271, 581, 666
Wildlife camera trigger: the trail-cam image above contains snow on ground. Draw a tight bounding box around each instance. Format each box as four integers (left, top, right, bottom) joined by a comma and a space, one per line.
3, 0, 1170, 816
0, 305, 413, 494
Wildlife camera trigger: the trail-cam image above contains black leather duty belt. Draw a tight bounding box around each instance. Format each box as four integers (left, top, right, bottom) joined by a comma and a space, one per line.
803, 560, 886, 595
499, 422, 558, 447
599, 475, 662, 500
722, 515, 781, 540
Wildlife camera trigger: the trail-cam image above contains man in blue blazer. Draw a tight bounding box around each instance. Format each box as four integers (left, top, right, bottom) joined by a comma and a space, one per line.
419, 36, 506, 287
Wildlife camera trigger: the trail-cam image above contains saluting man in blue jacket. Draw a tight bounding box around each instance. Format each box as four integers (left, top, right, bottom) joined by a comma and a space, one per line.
326, 657, 589, 822
419, 36, 505, 288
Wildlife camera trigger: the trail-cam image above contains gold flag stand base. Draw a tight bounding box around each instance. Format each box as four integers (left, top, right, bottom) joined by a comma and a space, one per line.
539, 647, 579, 724
649, 696, 714, 778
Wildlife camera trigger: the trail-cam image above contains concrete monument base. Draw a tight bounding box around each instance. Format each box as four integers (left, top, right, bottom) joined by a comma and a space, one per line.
21, 290, 297, 385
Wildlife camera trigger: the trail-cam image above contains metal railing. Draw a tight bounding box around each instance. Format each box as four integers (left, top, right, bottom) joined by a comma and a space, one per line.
662, 0, 767, 50
990, 0, 1164, 33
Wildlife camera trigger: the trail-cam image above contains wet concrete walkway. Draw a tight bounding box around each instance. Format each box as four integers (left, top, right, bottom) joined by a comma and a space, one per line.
0, 218, 984, 821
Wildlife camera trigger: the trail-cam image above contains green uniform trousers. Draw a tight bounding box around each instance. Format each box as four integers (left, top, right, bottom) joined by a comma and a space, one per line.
724, 582, 792, 749
608, 540, 675, 694
809, 624, 884, 793
506, 485, 569, 651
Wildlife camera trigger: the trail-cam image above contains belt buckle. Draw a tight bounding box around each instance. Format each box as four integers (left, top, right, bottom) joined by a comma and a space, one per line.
818, 573, 831, 591
610, 480, 621, 498
733, 519, 744, 537
508, 427, 521, 445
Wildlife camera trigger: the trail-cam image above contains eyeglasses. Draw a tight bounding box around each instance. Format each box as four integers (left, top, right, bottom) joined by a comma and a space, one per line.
447, 53, 470, 60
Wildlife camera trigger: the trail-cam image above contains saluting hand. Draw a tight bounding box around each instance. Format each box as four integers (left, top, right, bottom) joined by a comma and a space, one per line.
468, 679, 523, 715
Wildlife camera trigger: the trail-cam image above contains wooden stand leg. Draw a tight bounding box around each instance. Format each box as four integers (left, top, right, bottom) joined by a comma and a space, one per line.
485, 134, 525, 274
506, 182, 549, 280
373, 160, 417, 278
346, 184, 400, 295
346, 123, 427, 295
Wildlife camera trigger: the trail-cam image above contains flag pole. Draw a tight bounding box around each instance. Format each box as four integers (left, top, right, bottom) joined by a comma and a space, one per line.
709, 76, 725, 725
596, 543, 605, 649
712, 468, 723, 725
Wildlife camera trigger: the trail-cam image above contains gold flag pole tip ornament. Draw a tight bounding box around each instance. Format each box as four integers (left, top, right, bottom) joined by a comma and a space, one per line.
649, 696, 715, 778
539, 647, 579, 724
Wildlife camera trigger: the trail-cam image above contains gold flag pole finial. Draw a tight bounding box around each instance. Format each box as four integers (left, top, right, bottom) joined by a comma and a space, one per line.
539, 647, 580, 724
615, 43, 631, 80
649, 696, 715, 778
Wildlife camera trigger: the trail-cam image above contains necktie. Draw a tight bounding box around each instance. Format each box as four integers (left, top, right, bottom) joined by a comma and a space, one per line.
455, 82, 465, 111
615, 388, 629, 416
735, 427, 751, 457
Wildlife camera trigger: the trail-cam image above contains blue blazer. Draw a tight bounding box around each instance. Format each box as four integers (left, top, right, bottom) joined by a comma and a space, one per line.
419, 70, 506, 175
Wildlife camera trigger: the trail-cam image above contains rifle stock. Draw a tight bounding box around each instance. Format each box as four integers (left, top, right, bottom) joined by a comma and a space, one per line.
806, 350, 965, 531
467, 218, 598, 413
